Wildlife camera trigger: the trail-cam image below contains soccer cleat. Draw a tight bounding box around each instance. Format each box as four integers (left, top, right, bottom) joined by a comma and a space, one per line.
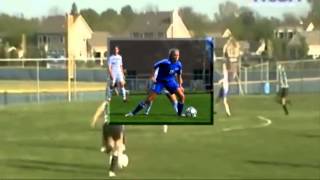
109, 171, 116, 177
123, 98, 128, 103
144, 112, 149, 116
125, 112, 134, 117
179, 113, 186, 117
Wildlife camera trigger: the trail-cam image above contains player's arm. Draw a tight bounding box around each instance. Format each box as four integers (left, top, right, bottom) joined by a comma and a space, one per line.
107, 58, 113, 80
120, 57, 125, 77
218, 78, 223, 84
177, 67, 184, 91
151, 67, 159, 82
91, 101, 108, 128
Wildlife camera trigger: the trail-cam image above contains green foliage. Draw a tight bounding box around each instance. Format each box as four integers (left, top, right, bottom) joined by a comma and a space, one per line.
179, 7, 212, 37
307, 0, 320, 26
80, 8, 100, 29
70, 2, 79, 16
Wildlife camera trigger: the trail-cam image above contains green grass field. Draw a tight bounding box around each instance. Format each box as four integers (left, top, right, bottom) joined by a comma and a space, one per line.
110, 93, 211, 124
0, 80, 105, 93
0, 93, 319, 179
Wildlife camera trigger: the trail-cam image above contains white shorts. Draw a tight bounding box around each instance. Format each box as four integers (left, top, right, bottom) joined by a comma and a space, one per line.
111, 73, 125, 85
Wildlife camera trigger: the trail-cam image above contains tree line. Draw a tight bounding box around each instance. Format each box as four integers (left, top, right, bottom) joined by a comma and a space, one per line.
0, 1, 318, 59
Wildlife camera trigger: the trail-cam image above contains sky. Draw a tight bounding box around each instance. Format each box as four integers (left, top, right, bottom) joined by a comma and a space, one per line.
0, 0, 311, 20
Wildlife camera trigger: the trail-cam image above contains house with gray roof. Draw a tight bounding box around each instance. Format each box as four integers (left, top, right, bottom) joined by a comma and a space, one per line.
37, 14, 94, 60
125, 10, 191, 39
37, 16, 66, 58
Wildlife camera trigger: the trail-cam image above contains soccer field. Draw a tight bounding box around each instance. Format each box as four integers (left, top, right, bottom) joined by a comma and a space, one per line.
0, 94, 319, 179
0, 80, 105, 93
109, 93, 212, 124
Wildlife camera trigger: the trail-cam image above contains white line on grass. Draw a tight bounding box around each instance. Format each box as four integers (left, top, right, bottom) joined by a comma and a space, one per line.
222, 115, 272, 132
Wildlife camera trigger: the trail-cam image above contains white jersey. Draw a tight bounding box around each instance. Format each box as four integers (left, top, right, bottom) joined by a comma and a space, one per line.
222, 64, 229, 92
108, 54, 123, 75
279, 67, 289, 88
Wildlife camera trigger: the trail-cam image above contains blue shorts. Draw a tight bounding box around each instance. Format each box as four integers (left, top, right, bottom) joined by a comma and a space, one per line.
218, 87, 228, 98
151, 80, 179, 94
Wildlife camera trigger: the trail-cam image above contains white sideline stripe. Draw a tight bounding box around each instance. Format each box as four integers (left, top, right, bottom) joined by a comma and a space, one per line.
222, 115, 272, 132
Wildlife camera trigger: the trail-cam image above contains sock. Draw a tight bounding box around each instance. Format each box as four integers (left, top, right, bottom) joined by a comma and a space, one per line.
121, 87, 126, 100
108, 88, 113, 100
145, 101, 153, 114
132, 102, 146, 115
172, 100, 178, 113
177, 102, 184, 116
282, 105, 289, 115
109, 155, 118, 172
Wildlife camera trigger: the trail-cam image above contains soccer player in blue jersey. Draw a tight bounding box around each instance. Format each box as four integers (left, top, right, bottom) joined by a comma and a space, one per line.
125, 48, 185, 117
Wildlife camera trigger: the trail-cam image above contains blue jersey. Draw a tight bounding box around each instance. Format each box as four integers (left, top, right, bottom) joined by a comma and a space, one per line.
153, 59, 182, 82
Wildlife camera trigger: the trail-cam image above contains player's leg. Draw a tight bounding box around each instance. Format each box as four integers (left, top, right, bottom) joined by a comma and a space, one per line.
114, 82, 119, 96
108, 78, 116, 101
166, 81, 184, 116
216, 87, 224, 104
144, 101, 153, 115
119, 79, 127, 102
281, 88, 289, 115
127, 91, 157, 116
164, 90, 178, 113
223, 97, 231, 117
173, 88, 185, 116
222, 88, 231, 117
126, 82, 162, 116
107, 137, 117, 177
107, 126, 124, 177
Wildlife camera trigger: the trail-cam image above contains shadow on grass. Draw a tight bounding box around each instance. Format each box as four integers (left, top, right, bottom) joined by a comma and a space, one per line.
296, 133, 320, 139
3, 158, 106, 175
10, 141, 98, 152
247, 160, 320, 169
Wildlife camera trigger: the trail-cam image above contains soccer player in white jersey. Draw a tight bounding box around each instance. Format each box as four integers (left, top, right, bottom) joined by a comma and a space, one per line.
107, 46, 127, 102
278, 64, 290, 115
215, 62, 231, 117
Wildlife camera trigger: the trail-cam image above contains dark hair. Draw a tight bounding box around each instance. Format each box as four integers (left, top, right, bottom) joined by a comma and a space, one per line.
168, 48, 179, 59
113, 46, 119, 54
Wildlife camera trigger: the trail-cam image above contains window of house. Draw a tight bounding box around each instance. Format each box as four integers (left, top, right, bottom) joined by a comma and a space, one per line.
43, 36, 47, 43
132, 32, 142, 38
94, 52, 101, 58
158, 32, 164, 38
38, 36, 42, 44
288, 32, 294, 39
144, 32, 153, 39
279, 32, 284, 39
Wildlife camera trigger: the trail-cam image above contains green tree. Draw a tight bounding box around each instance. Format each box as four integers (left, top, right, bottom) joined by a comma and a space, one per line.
70, 2, 79, 16
121, 5, 135, 24
179, 7, 212, 37
80, 8, 100, 30
307, 0, 320, 25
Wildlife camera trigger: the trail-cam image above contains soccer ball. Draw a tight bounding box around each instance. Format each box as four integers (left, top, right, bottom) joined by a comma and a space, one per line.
185, 106, 197, 118
118, 153, 129, 168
